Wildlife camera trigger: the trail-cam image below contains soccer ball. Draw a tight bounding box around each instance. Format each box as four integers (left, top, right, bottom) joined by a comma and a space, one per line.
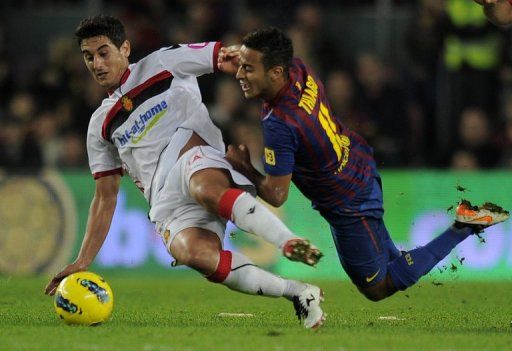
54, 271, 114, 325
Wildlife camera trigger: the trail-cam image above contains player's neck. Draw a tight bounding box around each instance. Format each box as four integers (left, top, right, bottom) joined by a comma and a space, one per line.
265, 77, 290, 104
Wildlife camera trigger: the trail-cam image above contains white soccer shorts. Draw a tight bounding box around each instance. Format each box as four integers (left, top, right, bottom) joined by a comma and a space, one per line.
152, 145, 255, 253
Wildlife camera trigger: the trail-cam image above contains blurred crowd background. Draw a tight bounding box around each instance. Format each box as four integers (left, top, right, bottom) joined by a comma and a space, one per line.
1, 0, 512, 173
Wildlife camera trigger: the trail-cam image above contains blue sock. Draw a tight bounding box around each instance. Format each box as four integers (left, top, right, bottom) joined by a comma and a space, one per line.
387, 226, 472, 290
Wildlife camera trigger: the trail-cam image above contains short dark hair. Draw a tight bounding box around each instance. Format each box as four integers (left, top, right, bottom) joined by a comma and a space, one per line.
75, 15, 126, 48
242, 27, 293, 76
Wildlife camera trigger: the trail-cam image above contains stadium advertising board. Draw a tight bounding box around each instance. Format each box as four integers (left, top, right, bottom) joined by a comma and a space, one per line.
2, 171, 511, 280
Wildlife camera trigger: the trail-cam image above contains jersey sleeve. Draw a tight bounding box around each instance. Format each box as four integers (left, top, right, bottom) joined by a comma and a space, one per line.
156, 41, 221, 77
262, 118, 298, 176
87, 114, 123, 180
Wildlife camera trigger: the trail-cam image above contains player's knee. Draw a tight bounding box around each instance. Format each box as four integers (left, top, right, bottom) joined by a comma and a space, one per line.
170, 229, 222, 275
359, 288, 388, 302
179, 245, 219, 275
189, 177, 226, 213
357, 276, 396, 302
190, 183, 220, 211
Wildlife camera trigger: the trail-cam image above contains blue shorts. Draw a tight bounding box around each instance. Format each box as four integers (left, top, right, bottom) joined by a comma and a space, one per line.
328, 215, 401, 288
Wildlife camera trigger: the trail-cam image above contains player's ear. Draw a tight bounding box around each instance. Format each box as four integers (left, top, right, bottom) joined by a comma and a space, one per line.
120, 40, 131, 59
269, 66, 284, 81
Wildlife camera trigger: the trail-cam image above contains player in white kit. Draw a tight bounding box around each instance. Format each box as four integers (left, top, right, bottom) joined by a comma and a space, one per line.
44, 15, 325, 329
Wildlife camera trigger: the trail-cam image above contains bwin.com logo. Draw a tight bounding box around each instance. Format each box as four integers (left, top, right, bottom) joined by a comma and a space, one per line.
117, 100, 168, 146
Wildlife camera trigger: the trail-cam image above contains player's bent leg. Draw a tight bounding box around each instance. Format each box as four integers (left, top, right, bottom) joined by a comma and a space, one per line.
217, 187, 323, 266
206, 248, 326, 329
189, 166, 323, 266
168, 227, 326, 329
330, 216, 397, 301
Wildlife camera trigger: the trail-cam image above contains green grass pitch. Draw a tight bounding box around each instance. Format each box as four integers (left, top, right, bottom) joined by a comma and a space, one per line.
1, 274, 511, 351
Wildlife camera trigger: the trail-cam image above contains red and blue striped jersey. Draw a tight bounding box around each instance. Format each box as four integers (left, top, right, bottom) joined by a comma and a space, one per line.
261, 58, 383, 218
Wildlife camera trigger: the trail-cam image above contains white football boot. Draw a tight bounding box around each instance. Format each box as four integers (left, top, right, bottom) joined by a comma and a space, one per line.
292, 284, 326, 329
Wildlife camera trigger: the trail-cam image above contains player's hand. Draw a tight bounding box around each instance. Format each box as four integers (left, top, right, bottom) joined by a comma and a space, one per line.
44, 261, 87, 296
226, 144, 252, 173
217, 45, 241, 74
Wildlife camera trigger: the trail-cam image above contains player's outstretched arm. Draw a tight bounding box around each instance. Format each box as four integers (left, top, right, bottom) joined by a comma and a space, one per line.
226, 144, 292, 207
44, 174, 121, 295
475, 0, 512, 26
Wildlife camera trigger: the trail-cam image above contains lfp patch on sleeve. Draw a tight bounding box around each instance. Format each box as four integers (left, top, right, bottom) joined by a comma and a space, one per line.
264, 147, 276, 166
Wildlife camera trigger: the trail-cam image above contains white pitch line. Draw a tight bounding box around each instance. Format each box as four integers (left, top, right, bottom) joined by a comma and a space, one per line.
378, 316, 405, 321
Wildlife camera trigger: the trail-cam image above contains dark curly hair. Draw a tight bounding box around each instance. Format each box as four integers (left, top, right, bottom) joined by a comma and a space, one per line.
75, 15, 126, 48
242, 27, 293, 77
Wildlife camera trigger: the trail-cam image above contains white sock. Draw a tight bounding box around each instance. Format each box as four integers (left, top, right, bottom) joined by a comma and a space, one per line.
220, 190, 298, 248
209, 250, 305, 299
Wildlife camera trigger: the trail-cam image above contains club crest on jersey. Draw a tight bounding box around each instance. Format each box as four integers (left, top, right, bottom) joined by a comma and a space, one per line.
121, 95, 134, 112
264, 147, 276, 166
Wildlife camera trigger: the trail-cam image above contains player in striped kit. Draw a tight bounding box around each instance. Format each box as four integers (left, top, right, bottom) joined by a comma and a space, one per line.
44, 15, 325, 329
220, 27, 509, 302
474, 0, 512, 26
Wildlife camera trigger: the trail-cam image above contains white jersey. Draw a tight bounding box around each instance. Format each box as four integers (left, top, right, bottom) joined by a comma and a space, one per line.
87, 42, 224, 213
